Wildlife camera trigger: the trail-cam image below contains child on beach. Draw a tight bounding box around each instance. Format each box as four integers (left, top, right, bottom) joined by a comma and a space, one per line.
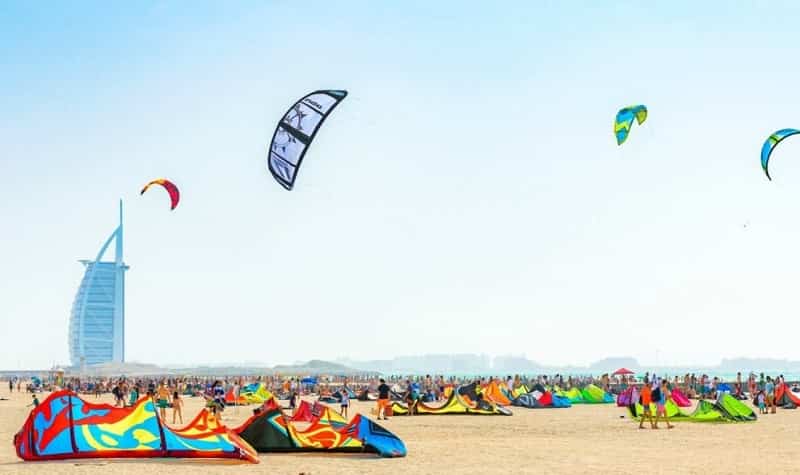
757, 391, 766, 414
28, 394, 39, 408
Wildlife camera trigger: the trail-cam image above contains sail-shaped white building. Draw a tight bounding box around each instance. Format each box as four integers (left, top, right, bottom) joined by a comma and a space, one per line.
68, 201, 128, 366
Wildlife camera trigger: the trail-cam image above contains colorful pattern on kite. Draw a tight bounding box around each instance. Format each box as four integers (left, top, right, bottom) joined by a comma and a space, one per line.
760, 128, 800, 180
614, 105, 648, 145
14, 390, 258, 462
233, 398, 407, 457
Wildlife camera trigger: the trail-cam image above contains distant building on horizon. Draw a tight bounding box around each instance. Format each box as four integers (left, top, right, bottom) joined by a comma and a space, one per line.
68, 201, 128, 367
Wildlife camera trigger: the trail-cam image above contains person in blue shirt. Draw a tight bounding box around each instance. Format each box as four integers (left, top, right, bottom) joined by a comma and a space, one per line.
765, 377, 775, 414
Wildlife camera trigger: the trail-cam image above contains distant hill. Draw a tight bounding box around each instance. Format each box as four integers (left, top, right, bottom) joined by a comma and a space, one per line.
59, 359, 369, 377
272, 359, 368, 375
589, 357, 640, 372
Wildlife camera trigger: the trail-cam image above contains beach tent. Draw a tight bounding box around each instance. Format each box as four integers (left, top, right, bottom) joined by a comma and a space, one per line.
234, 399, 406, 457
14, 390, 258, 463
390, 389, 512, 416
671, 388, 691, 407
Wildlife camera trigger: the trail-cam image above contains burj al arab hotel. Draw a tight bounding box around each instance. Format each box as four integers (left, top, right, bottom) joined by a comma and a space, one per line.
68, 201, 129, 367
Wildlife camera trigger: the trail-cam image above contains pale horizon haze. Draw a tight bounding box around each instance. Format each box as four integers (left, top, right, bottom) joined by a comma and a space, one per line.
3, 1, 800, 370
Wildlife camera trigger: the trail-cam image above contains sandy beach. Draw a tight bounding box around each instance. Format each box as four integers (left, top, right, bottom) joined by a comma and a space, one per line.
2, 390, 800, 475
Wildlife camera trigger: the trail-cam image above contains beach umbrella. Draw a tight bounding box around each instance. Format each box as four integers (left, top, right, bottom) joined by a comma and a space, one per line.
612, 368, 634, 376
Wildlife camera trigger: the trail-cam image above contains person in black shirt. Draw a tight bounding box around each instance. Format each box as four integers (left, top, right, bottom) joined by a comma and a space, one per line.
377, 379, 391, 420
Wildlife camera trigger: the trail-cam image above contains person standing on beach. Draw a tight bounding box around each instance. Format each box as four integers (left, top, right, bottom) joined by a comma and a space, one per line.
8, 379, 13, 393
340, 385, 350, 418
654, 379, 674, 429
639, 378, 654, 429
377, 378, 391, 420
404, 379, 418, 416
765, 377, 775, 414
172, 391, 183, 424
156, 382, 171, 419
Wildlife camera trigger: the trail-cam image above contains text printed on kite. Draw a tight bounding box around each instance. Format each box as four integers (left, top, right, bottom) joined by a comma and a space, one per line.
267, 90, 348, 190
140, 179, 180, 210
760, 129, 800, 181
614, 105, 648, 146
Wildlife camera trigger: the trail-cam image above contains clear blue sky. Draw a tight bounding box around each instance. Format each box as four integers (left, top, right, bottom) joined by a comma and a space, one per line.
3, 1, 800, 369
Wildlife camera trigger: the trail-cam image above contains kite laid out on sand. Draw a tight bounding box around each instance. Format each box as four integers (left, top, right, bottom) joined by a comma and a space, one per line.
555, 384, 614, 404
14, 390, 258, 463
234, 397, 406, 457
389, 384, 512, 416
626, 393, 756, 422
776, 383, 800, 408
617, 386, 691, 408
140, 178, 180, 210
761, 128, 800, 180
512, 390, 572, 409
267, 90, 348, 190
614, 105, 648, 145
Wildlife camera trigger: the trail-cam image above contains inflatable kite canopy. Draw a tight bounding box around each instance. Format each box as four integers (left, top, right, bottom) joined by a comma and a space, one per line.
614, 105, 648, 145
760, 128, 800, 180
268, 90, 348, 190
14, 390, 258, 463
140, 178, 180, 210
233, 397, 406, 457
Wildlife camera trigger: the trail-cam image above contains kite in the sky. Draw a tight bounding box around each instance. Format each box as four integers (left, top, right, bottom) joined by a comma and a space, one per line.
761, 128, 800, 180
614, 105, 648, 145
140, 178, 180, 210
267, 90, 348, 190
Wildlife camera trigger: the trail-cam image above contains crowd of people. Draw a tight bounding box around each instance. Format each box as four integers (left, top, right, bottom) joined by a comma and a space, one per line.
5, 370, 798, 426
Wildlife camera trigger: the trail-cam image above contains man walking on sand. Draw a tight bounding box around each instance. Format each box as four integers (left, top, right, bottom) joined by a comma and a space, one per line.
639, 378, 655, 429
376, 378, 391, 420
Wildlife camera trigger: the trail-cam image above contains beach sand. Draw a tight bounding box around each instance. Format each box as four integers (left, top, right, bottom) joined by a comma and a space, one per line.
2, 390, 799, 474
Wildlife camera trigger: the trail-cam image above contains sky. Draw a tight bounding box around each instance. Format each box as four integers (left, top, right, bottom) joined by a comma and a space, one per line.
3, 1, 800, 369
